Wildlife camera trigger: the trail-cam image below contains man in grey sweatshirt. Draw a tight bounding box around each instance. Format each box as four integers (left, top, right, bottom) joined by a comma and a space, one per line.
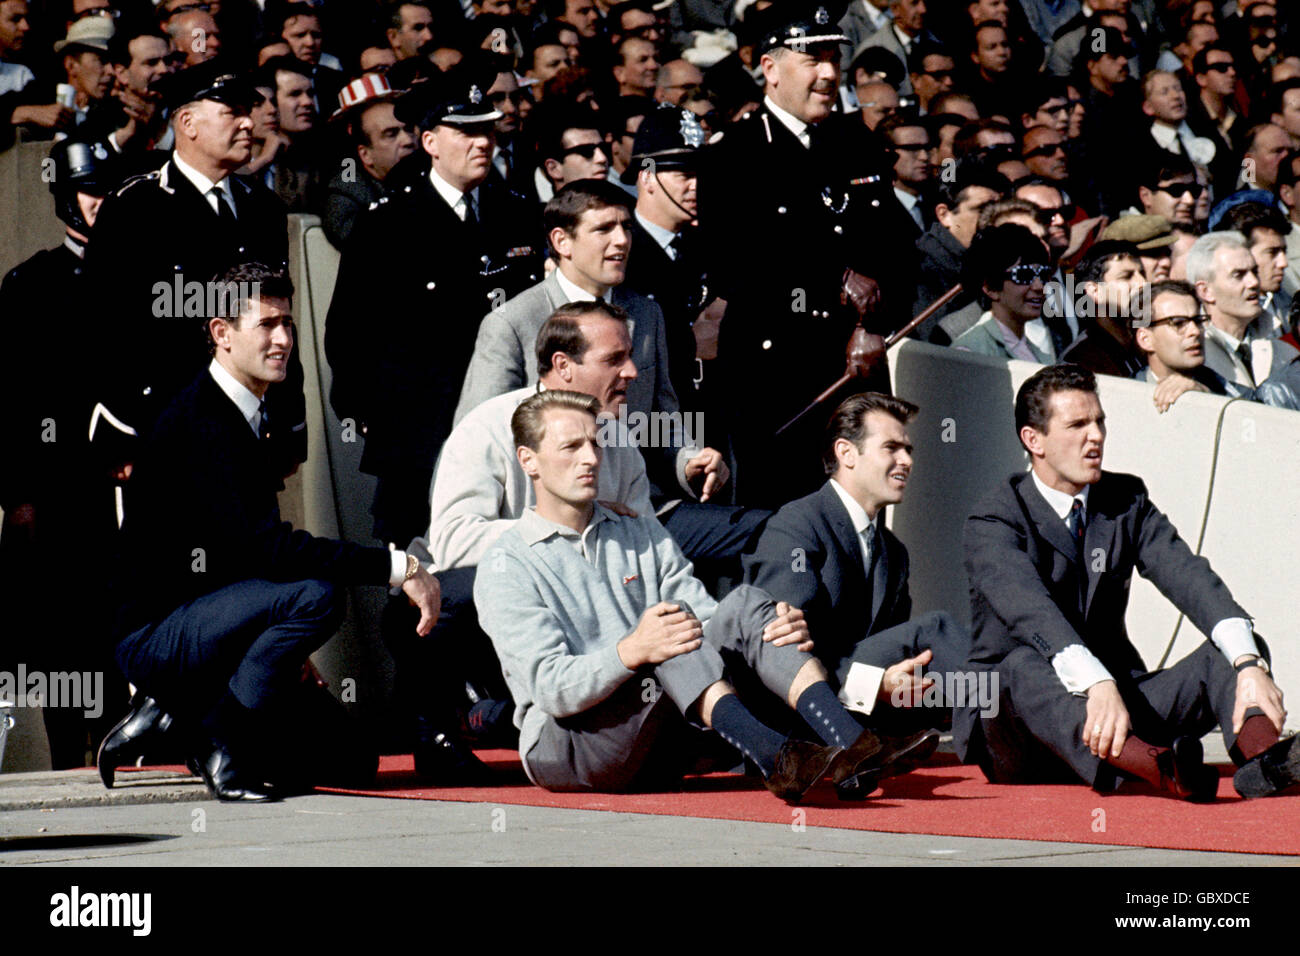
473, 389, 932, 802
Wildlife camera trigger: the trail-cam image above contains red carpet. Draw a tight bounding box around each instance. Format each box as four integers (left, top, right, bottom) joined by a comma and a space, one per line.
308, 751, 1300, 857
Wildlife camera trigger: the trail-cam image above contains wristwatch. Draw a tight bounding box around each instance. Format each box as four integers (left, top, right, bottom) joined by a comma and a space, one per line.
404, 553, 420, 581
1235, 656, 1269, 674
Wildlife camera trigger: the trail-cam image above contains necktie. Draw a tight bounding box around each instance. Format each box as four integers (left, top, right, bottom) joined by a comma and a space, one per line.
463, 191, 478, 226
1068, 498, 1086, 546
257, 398, 271, 441
1236, 342, 1255, 386
666, 234, 681, 262
213, 187, 236, 223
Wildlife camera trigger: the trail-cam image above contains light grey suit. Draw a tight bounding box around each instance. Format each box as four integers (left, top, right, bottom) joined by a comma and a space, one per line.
852, 22, 914, 95
452, 269, 680, 425
838, 0, 892, 73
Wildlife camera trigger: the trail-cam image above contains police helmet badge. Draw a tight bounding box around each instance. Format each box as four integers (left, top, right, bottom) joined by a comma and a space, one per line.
814, 6, 830, 25
469, 84, 482, 104
679, 110, 705, 148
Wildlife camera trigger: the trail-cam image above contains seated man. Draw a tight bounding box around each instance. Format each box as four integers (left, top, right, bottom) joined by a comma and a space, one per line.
951, 224, 1057, 363
102, 264, 441, 802
743, 393, 968, 746
1059, 239, 1148, 378
474, 389, 931, 801
958, 364, 1299, 801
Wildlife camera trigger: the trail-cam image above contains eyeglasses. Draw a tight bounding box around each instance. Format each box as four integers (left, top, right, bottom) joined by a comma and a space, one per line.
1035, 203, 1074, 223
490, 89, 532, 107
891, 141, 931, 152
1040, 102, 1070, 117
1155, 181, 1204, 200
1147, 315, 1207, 332
562, 141, 612, 160
1202, 61, 1236, 74
1024, 142, 1066, 159
1004, 263, 1054, 285
920, 68, 955, 82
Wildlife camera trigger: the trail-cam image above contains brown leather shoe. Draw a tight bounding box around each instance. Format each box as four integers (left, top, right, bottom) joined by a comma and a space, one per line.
833, 728, 940, 800
764, 738, 842, 804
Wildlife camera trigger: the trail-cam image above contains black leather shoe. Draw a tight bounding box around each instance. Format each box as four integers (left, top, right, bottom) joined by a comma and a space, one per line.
96, 695, 175, 788
196, 744, 278, 802
834, 728, 940, 801
1234, 734, 1300, 799
1158, 736, 1219, 802
764, 738, 842, 804
413, 732, 495, 786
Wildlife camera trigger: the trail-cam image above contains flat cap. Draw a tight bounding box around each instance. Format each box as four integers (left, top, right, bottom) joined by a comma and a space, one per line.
1101, 214, 1175, 251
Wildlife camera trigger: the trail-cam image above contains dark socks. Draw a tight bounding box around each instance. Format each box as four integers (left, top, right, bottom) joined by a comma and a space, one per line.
1232, 710, 1279, 763
796, 682, 865, 749
709, 693, 787, 777
1107, 735, 1170, 791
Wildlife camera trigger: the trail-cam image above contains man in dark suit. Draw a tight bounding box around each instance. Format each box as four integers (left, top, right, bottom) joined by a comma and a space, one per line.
325, 63, 543, 549
87, 59, 305, 477
102, 263, 442, 802
959, 364, 1300, 800
743, 393, 969, 748
701, 3, 917, 507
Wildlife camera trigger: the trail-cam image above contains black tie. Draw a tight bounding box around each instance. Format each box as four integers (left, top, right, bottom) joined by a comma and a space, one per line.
213, 187, 236, 223
1236, 342, 1255, 386
258, 398, 271, 441
1068, 499, 1086, 546
463, 191, 478, 227
1069, 499, 1088, 610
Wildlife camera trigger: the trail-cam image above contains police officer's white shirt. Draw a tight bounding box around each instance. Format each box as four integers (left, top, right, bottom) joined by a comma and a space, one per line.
428, 166, 480, 221
207, 356, 414, 586
764, 95, 811, 149
635, 210, 677, 259
555, 265, 609, 304
894, 186, 923, 228
172, 150, 236, 217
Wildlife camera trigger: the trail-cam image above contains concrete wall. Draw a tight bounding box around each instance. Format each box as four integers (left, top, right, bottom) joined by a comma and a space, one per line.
0, 140, 66, 277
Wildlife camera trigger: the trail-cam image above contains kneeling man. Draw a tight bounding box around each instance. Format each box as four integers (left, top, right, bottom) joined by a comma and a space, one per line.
474, 391, 929, 802
959, 364, 1299, 800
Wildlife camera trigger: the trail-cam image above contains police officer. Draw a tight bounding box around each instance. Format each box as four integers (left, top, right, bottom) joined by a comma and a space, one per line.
621, 104, 712, 412
701, 0, 916, 508
325, 63, 544, 550
0, 140, 127, 768
86, 58, 304, 474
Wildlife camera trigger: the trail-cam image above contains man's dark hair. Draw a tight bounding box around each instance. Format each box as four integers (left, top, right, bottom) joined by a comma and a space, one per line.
387, 0, 432, 32
1079, 26, 1129, 66
878, 111, 926, 143
1191, 42, 1233, 77
536, 102, 603, 162
1275, 148, 1300, 194
1267, 78, 1300, 121
954, 119, 1016, 161
609, 93, 655, 136
1075, 239, 1141, 284
1141, 150, 1196, 188
1015, 364, 1098, 441
962, 223, 1049, 303
1140, 278, 1200, 333
1020, 76, 1069, 120
263, 53, 315, 83
536, 300, 631, 373
1218, 201, 1290, 245
544, 178, 632, 246
906, 39, 950, 76
206, 263, 293, 351
929, 158, 1008, 214
273, 1, 321, 35
822, 392, 919, 476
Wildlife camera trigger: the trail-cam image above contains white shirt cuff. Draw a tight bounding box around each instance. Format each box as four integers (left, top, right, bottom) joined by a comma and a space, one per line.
388, 549, 409, 588
1210, 617, 1258, 666
675, 444, 701, 498
837, 661, 886, 715
1051, 644, 1113, 695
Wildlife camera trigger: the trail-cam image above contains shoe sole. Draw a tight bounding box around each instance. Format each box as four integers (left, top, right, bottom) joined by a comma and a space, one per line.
1234, 734, 1300, 799
836, 730, 941, 801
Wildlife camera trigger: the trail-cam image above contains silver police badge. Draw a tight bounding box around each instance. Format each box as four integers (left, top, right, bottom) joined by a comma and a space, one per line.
814, 6, 829, 25
469, 84, 482, 104
679, 109, 705, 148
93, 142, 109, 160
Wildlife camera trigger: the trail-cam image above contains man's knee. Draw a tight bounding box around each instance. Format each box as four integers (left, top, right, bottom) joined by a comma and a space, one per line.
289, 579, 344, 630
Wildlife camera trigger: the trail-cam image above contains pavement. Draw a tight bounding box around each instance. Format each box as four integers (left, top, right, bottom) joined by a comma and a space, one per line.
2, 763, 1298, 866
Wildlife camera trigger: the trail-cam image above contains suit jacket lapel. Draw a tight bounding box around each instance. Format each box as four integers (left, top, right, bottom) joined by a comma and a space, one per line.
869, 522, 890, 629
1082, 484, 1115, 618
611, 286, 638, 341
1015, 473, 1080, 564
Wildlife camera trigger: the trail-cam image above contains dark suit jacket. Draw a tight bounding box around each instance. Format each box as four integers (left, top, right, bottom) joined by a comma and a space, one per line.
114, 369, 391, 637
957, 470, 1248, 753
742, 481, 910, 672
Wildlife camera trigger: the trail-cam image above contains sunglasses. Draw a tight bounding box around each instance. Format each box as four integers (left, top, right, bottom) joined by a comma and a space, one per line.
1036, 203, 1075, 223
563, 142, 612, 160
921, 68, 955, 82
1005, 263, 1054, 285
490, 89, 532, 106
1024, 142, 1066, 159
1147, 315, 1207, 332
1155, 181, 1204, 199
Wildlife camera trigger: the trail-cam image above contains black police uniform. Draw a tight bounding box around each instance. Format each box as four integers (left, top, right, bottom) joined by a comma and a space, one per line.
324, 146, 543, 547
700, 19, 916, 507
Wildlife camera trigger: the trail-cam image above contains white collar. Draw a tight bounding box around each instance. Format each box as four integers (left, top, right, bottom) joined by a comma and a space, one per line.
555, 264, 607, 303
172, 150, 229, 201
893, 185, 919, 210
1149, 120, 1195, 148
764, 95, 809, 148
1031, 469, 1090, 521
828, 478, 877, 537
892, 23, 914, 50
862, 0, 891, 29
1206, 320, 1249, 350
208, 358, 263, 436
63, 235, 85, 258
634, 210, 678, 252
429, 166, 477, 215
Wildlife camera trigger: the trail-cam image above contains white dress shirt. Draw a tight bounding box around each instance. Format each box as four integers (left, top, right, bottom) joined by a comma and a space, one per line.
634, 210, 678, 259
828, 479, 889, 714
172, 150, 236, 218
554, 266, 608, 304
429, 166, 479, 221
1149, 120, 1215, 167
894, 186, 923, 229
764, 95, 810, 149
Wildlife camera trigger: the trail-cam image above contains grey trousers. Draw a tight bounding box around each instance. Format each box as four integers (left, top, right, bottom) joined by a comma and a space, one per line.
525, 585, 811, 793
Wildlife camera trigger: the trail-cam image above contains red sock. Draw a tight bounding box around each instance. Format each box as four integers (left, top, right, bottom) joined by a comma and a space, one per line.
1234, 714, 1279, 762
1106, 736, 1176, 793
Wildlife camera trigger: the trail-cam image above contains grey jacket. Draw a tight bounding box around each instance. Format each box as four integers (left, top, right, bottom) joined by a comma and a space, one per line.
453, 269, 680, 426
